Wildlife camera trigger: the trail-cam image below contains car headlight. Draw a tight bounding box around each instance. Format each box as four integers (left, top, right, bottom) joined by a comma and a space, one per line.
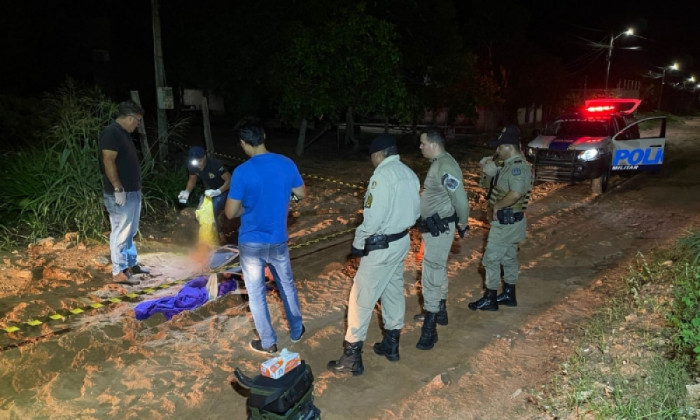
578, 149, 600, 161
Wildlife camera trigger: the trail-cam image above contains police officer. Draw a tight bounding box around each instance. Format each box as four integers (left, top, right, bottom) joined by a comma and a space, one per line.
414, 127, 470, 351
328, 134, 420, 376
469, 125, 532, 311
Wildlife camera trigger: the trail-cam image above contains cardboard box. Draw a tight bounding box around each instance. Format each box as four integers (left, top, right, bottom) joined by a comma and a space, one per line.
260, 348, 301, 379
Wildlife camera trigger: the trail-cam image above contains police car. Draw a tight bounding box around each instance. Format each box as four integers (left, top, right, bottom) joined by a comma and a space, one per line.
525, 98, 667, 193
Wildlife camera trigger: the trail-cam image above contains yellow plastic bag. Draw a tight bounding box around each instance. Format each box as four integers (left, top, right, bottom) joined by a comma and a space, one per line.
195, 196, 219, 247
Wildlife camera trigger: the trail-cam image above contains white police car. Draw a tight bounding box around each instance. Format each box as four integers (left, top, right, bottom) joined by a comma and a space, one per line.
525, 99, 666, 193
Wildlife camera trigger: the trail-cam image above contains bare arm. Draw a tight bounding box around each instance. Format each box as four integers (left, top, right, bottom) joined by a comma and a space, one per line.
225, 198, 243, 219
185, 174, 197, 192
101, 150, 122, 190
219, 171, 232, 193
291, 184, 307, 200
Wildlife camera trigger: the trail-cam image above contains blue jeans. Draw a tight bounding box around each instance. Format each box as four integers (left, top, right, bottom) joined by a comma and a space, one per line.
239, 242, 303, 348
103, 191, 142, 276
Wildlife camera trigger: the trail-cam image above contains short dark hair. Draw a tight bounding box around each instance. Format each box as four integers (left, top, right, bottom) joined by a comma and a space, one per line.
237, 122, 265, 146
421, 127, 445, 148
381, 145, 398, 157
116, 100, 144, 118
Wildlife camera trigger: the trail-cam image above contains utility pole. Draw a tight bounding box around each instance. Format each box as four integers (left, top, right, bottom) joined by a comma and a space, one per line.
151, 0, 169, 162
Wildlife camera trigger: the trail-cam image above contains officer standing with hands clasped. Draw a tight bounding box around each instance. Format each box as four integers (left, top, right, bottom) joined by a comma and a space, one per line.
178, 146, 231, 234
327, 134, 420, 376
470, 125, 532, 311
414, 127, 470, 351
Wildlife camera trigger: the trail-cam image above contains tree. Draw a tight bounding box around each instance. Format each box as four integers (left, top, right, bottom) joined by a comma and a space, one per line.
269, 5, 407, 155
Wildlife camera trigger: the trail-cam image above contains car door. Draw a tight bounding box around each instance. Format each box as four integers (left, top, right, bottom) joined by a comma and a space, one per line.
611, 117, 666, 172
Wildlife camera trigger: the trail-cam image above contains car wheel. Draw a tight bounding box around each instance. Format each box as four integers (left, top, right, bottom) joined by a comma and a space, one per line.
591, 168, 610, 195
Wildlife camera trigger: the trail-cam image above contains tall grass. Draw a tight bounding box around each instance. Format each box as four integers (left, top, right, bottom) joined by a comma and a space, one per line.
0, 80, 188, 248
0, 81, 113, 244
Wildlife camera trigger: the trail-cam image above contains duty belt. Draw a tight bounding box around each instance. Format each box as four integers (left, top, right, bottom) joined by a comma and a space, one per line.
363, 229, 409, 255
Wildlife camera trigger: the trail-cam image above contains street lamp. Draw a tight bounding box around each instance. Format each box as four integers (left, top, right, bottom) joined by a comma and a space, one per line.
658, 62, 679, 110
605, 28, 634, 91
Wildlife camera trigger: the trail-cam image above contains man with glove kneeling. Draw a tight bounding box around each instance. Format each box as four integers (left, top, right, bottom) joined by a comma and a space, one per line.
179, 146, 231, 237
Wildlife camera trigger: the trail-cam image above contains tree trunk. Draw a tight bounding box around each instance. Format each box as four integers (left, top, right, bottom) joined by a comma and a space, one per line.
295, 118, 307, 157
345, 107, 359, 152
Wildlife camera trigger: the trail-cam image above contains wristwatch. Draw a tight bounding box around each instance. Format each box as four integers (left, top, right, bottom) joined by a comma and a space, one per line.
114, 187, 124, 192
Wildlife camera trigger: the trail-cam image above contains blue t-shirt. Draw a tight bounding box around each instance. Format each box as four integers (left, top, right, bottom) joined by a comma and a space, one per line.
229, 153, 303, 243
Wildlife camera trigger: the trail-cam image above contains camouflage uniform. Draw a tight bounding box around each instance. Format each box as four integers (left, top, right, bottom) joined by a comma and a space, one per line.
481, 155, 532, 289
345, 155, 420, 343
419, 152, 470, 313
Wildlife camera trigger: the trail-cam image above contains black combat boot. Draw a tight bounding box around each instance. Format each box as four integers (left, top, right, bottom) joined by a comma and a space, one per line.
496, 283, 517, 307
373, 329, 400, 361
327, 341, 364, 376
416, 312, 438, 350
414, 299, 448, 325
468, 288, 499, 311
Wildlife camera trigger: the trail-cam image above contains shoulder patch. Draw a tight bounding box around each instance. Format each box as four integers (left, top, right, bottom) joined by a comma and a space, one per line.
441, 173, 460, 192
365, 193, 373, 208
511, 167, 521, 176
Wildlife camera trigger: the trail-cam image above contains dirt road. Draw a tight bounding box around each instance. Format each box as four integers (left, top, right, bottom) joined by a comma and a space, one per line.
0, 118, 698, 419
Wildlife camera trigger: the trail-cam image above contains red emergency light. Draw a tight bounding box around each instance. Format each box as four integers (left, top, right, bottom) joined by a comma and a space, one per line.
583, 98, 641, 115
586, 105, 616, 113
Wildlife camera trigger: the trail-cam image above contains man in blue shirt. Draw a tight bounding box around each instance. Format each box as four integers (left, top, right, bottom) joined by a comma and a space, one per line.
225, 121, 307, 354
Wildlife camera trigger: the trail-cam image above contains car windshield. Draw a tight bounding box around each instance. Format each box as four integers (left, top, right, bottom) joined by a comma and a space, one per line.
548, 121, 608, 138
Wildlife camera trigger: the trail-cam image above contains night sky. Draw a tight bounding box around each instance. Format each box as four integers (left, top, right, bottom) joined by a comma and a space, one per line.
2, 0, 698, 100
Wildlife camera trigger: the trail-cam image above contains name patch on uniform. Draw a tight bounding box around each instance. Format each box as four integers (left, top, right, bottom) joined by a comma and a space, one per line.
365, 193, 373, 208
441, 173, 460, 192
511, 167, 521, 176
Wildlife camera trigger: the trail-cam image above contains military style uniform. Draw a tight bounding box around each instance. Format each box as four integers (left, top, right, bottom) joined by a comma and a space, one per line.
346, 154, 420, 343
419, 152, 470, 313
481, 155, 532, 289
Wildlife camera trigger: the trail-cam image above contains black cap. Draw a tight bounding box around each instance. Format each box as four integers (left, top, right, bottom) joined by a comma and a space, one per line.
368, 134, 396, 154
188, 146, 205, 159
490, 125, 521, 147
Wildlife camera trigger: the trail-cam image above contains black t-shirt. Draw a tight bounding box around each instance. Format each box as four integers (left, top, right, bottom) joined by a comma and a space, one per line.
98, 122, 141, 192
189, 156, 227, 190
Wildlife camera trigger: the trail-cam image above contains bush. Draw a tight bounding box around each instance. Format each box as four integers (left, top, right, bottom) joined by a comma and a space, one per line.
0, 80, 188, 247
668, 231, 700, 366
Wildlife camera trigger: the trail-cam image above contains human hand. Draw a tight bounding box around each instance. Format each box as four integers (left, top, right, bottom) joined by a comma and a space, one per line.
205, 189, 221, 197
114, 190, 126, 206
483, 161, 498, 177
479, 156, 493, 167
351, 245, 364, 257
457, 223, 469, 238
178, 190, 190, 203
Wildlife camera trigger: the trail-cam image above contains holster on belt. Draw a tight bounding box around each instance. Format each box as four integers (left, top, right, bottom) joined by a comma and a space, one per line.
496, 208, 524, 225
363, 230, 409, 255
419, 212, 458, 237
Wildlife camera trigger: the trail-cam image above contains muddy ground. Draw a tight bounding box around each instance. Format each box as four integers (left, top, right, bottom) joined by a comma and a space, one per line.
1, 118, 699, 419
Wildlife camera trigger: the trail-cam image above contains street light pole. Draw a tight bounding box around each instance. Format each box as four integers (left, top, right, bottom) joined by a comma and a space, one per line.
658, 63, 679, 110
605, 28, 633, 91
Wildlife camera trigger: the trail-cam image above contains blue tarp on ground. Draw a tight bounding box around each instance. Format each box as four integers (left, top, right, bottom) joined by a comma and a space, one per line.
134, 276, 238, 320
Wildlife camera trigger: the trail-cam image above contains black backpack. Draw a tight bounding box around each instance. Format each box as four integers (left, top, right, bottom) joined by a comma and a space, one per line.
233, 360, 321, 419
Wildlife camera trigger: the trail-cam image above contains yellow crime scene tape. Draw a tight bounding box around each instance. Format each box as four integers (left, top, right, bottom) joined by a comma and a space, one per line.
2, 139, 367, 339
170, 139, 366, 191
1, 225, 358, 338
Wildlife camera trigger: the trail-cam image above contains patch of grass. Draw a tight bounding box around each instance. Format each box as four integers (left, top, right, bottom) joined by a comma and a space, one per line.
538, 238, 699, 419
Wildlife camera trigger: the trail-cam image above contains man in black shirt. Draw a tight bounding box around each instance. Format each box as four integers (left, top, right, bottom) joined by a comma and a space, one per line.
98, 101, 148, 285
